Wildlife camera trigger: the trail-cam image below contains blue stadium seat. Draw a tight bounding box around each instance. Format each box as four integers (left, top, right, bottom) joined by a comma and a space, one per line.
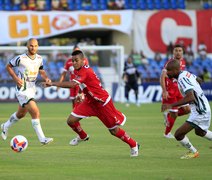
155, 3, 162, 9
12, 5, 20, 11
124, 0, 130, 9
139, 3, 146, 10
131, 0, 138, 9
4, 4, 11, 10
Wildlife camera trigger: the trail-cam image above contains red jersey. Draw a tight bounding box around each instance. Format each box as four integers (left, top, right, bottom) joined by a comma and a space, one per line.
73, 65, 109, 103
63, 57, 89, 80
164, 58, 186, 96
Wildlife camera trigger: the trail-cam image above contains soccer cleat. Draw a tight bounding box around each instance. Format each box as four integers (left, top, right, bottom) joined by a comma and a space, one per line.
69, 135, 89, 146
1, 123, 8, 140
164, 132, 175, 139
41, 137, 53, 145
130, 143, 140, 157
125, 103, 130, 107
180, 151, 199, 159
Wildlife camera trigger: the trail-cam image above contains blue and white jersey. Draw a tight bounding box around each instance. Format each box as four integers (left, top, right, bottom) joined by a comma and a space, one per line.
178, 71, 210, 115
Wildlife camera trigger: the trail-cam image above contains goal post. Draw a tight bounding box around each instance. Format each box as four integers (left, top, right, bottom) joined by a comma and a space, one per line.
0, 45, 125, 102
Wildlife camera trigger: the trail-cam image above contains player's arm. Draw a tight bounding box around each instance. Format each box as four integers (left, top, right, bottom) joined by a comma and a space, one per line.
6, 64, 23, 88
50, 81, 78, 88
39, 69, 51, 82
162, 90, 194, 112
57, 71, 67, 91
58, 71, 67, 82
160, 69, 168, 100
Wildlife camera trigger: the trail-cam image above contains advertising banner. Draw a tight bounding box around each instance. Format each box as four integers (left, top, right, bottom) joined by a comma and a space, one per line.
0, 10, 133, 44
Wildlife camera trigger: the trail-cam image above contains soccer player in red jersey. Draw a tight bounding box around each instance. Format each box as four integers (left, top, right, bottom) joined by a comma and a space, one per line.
160, 44, 191, 138
58, 45, 89, 108
45, 50, 139, 157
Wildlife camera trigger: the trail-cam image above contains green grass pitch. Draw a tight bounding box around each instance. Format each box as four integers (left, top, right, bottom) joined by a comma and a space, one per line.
0, 102, 212, 180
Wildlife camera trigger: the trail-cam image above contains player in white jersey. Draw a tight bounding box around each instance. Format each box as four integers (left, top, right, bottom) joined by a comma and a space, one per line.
162, 59, 212, 159
1, 38, 53, 145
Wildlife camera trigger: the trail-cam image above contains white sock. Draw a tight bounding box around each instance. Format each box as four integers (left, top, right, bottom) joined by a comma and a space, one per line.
31, 119, 45, 142
179, 136, 197, 153
204, 130, 212, 140
4, 112, 19, 129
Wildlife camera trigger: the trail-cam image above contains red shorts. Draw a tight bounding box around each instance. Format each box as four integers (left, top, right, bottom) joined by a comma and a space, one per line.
70, 86, 80, 100
162, 89, 183, 111
71, 98, 126, 129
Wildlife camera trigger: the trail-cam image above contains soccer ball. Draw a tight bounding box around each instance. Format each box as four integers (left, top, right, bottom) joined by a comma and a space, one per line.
10, 135, 28, 152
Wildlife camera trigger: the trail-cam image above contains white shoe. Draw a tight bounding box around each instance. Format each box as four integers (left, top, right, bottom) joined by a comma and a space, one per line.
1, 123, 8, 140
130, 143, 140, 157
41, 137, 53, 145
69, 135, 89, 146
125, 103, 130, 107
136, 102, 140, 107
164, 132, 175, 139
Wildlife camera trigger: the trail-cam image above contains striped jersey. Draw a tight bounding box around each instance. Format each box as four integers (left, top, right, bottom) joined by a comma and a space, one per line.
178, 71, 210, 115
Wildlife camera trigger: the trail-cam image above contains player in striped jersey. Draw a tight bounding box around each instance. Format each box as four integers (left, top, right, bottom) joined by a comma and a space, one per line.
162, 59, 212, 159
1, 38, 53, 145
45, 50, 140, 157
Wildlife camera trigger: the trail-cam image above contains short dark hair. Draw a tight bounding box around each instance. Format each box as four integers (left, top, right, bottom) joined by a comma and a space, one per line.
72, 50, 84, 56
173, 44, 184, 52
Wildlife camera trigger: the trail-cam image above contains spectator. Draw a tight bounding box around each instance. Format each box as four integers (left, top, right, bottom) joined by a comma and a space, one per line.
115, 0, 125, 9
202, 68, 211, 82
88, 51, 99, 66
166, 42, 173, 59
185, 44, 194, 67
20, 1, 28, 10
36, 0, 46, 11
198, 41, 207, 54
52, 0, 61, 10
60, 0, 69, 10
154, 52, 162, 64
28, 0, 36, 10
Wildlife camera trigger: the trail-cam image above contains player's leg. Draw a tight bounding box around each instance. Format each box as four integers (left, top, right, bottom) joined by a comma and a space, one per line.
133, 83, 140, 106
162, 96, 178, 138
1, 105, 27, 140
109, 127, 139, 157
194, 113, 212, 140
67, 114, 89, 145
98, 100, 139, 156
26, 100, 53, 144
124, 84, 130, 106
175, 122, 199, 159
68, 101, 92, 145
178, 105, 191, 116
164, 110, 177, 138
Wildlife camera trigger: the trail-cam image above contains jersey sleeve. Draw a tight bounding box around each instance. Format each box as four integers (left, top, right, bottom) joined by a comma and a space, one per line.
9, 55, 21, 67
178, 72, 194, 94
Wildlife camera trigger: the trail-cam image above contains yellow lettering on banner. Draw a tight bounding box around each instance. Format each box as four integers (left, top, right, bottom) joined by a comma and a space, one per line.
9, 15, 28, 38
79, 15, 98, 26
102, 15, 121, 25
31, 15, 50, 35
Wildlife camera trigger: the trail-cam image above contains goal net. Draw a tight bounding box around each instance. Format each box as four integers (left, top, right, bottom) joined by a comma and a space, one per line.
0, 45, 124, 102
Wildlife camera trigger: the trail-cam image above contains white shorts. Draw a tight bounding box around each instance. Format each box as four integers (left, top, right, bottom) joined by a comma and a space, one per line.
187, 107, 211, 131
16, 86, 36, 107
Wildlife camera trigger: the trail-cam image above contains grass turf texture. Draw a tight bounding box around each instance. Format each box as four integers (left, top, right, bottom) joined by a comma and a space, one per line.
0, 102, 212, 180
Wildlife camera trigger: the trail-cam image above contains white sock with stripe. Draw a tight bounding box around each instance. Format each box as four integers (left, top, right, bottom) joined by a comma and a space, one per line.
179, 136, 197, 153
31, 119, 45, 142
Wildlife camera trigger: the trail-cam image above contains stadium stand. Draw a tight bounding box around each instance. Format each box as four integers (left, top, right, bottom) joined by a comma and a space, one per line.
1, 0, 208, 11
